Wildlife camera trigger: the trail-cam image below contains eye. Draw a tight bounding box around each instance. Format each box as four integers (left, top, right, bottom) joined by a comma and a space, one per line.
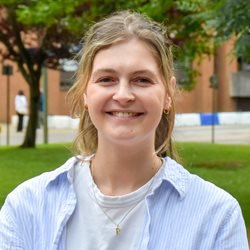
132, 77, 154, 85
97, 77, 117, 85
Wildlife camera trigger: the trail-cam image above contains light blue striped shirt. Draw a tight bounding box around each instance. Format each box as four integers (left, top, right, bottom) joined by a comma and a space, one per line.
0, 157, 249, 249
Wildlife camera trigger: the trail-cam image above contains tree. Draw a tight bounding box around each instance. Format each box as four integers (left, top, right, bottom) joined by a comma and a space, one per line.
0, 0, 87, 147
213, 0, 250, 63
0, 0, 221, 147
138, 0, 216, 89
17, 0, 218, 89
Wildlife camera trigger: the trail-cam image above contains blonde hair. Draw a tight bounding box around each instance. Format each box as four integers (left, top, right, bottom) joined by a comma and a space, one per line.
67, 10, 177, 159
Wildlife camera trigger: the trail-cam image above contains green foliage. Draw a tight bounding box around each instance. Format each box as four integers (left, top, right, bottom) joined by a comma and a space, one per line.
138, 0, 173, 22
17, 1, 75, 27
213, 0, 250, 62
136, 0, 216, 88
15, 0, 90, 34
2, 0, 249, 89
0, 0, 217, 90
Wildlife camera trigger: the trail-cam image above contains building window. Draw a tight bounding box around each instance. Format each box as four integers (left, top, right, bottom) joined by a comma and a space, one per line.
59, 59, 78, 90
238, 58, 250, 71
60, 70, 75, 90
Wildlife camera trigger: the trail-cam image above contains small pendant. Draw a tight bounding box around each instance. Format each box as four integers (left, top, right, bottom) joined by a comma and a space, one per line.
116, 226, 121, 235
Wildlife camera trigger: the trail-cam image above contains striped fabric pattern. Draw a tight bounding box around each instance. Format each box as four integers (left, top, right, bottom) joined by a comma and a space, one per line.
0, 157, 249, 249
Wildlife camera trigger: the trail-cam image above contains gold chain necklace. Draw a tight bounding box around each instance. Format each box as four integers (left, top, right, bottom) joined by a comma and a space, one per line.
89, 158, 161, 236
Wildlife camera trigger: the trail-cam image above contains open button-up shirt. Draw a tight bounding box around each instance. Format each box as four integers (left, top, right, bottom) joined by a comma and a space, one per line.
0, 157, 249, 249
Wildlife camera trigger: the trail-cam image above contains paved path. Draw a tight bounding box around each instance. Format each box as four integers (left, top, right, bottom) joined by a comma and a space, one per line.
0, 125, 77, 146
173, 125, 250, 145
0, 124, 250, 146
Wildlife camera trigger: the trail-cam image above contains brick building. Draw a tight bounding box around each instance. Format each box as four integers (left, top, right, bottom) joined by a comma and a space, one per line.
0, 40, 249, 123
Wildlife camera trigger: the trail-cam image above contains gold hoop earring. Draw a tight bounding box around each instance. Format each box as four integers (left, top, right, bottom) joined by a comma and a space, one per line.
163, 109, 169, 115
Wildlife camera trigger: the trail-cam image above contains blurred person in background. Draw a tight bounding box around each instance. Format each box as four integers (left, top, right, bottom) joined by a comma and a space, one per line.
14, 90, 27, 132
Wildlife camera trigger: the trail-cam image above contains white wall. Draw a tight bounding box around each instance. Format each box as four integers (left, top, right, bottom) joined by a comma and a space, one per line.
11, 112, 250, 129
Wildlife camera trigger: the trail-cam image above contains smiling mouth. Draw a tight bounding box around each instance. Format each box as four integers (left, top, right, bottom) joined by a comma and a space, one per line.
107, 111, 143, 118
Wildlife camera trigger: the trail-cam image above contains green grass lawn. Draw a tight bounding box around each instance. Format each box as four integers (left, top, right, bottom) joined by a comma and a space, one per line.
0, 142, 250, 241
0, 143, 72, 206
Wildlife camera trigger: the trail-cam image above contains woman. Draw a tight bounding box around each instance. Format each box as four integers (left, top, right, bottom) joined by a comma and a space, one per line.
0, 11, 248, 250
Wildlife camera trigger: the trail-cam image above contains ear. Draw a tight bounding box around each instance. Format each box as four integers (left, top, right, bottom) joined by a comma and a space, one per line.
164, 96, 171, 111
83, 93, 88, 105
164, 76, 176, 110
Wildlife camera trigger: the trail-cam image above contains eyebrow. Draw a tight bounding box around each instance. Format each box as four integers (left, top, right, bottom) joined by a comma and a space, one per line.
131, 70, 158, 78
92, 68, 158, 78
92, 68, 116, 75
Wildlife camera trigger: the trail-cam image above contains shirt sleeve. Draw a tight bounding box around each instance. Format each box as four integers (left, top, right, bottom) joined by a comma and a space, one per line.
0, 197, 24, 250
214, 201, 249, 250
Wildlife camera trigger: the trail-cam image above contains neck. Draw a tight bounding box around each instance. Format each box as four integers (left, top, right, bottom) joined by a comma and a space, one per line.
91, 143, 161, 196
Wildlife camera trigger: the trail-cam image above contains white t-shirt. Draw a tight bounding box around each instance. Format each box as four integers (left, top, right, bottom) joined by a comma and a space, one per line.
15, 95, 27, 114
66, 159, 164, 250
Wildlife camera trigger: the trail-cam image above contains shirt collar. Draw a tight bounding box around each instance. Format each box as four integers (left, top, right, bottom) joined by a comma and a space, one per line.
44, 156, 190, 199
44, 156, 82, 187
160, 157, 190, 199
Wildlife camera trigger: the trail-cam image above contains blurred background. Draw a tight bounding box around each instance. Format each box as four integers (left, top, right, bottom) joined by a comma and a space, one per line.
0, 0, 249, 147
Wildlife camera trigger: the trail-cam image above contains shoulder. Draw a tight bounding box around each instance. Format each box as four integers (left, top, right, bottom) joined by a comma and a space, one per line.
153, 158, 243, 231
147, 158, 248, 249
0, 156, 80, 248
161, 157, 239, 210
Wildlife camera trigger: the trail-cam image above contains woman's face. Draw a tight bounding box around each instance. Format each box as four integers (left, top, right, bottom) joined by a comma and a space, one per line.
85, 38, 172, 147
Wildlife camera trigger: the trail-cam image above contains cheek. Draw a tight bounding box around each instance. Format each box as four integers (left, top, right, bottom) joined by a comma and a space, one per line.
85, 87, 110, 123
86, 86, 101, 108
146, 91, 166, 109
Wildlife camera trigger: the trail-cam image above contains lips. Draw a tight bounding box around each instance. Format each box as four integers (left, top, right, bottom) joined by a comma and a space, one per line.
107, 111, 143, 118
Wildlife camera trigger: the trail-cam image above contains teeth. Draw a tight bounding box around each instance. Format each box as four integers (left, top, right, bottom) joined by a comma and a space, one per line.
112, 112, 137, 117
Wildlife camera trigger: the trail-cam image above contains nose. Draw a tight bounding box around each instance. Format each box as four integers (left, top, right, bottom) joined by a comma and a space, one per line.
112, 80, 135, 104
